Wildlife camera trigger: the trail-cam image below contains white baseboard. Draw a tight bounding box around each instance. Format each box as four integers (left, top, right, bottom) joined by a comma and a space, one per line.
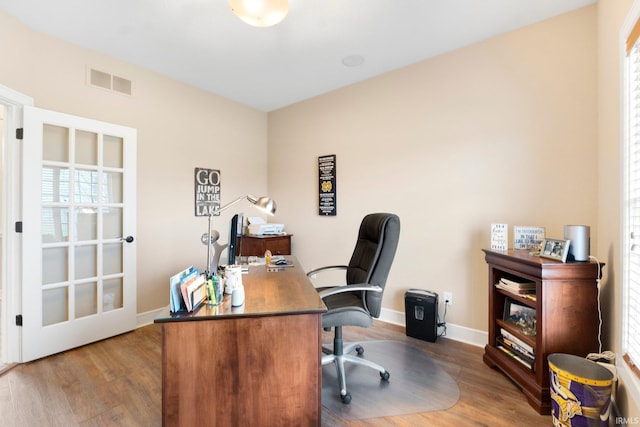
136, 306, 489, 349
379, 307, 487, 348
136, 306, 169, 328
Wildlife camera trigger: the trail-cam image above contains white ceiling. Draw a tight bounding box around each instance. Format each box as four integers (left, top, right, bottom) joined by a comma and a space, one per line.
0, 0, 596, 112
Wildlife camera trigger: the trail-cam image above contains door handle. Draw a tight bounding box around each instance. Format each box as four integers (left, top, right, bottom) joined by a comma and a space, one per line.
121, 236, 134, 243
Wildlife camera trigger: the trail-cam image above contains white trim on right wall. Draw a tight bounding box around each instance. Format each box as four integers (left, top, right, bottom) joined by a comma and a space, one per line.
619, 0, 640, 411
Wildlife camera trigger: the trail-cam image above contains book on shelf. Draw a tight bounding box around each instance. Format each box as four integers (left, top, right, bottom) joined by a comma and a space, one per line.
496, 276, 536, 296
495, 283, 536, 297
500, 328, 534, 355
497, 332, 534, 358
495, 282, 535, 295
496, 336, 534, 362
499, 276, 536, 289
496, 343, 534, 371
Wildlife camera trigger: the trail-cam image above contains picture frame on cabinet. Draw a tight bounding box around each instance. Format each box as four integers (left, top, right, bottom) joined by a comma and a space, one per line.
539, 238, 571, 262
503, 298, 537, 336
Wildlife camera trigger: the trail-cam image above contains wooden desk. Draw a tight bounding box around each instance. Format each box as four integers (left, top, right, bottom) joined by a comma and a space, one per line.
154, 257, 326, 427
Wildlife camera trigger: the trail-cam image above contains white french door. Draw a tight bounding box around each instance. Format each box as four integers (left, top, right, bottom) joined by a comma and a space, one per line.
21, 106, 137, 362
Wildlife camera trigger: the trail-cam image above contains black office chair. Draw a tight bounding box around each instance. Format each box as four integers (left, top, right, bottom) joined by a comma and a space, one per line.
307, 213, 400, 404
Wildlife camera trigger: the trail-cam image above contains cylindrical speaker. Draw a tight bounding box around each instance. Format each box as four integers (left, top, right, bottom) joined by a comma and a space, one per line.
564, 225, 590, 262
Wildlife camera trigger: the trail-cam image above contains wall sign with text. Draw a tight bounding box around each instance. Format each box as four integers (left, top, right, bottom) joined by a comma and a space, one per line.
318, 154, 337, 216
195, 167, 221, 216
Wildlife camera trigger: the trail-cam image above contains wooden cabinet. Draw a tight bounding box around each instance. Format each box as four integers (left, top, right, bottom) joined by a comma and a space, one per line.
236, 234, 292, 256
482, 249, 602, 414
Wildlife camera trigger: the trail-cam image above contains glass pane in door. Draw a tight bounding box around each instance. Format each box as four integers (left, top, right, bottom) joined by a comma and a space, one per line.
76, 208, 98, 241
42, 247, 68, 285
75, 282, 97, 318
103, 171, 123, 203
42, 166, 70, 203
42, 124, 69, 162
103, 134, 123, 168
74, 169, 99, 203
43, 287, 69, 326
103, 207, 122, 240
103, 243, 123, 275
75, 130, 98, 166
75, 245, 97, 280
103, 278, 123, 311
42, 207, 69, 243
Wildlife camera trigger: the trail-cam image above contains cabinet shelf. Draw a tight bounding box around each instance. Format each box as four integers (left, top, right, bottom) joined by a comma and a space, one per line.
493, 286, 536, 308
495, 319, 536, 349
482, 249, 602, 414
495, 339, 535, 372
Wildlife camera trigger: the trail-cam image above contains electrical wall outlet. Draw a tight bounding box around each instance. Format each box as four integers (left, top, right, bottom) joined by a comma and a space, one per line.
444, 292, 453, 305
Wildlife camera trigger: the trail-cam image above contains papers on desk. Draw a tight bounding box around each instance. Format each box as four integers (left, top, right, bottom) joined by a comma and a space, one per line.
169, 266, 207, 313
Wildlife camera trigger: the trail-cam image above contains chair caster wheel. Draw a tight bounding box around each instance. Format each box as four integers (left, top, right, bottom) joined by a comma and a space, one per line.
355, 345, 364, 355
341, 392, 352, 404
380, 370, 390, 381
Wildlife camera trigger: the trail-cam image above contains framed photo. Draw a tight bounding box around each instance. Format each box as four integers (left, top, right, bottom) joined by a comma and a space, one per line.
503, 298, 537, 336
539, 238, 571, 262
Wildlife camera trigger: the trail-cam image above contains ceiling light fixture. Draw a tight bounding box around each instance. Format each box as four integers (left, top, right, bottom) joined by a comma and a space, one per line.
229, 0, 288, 28
342, 55, 365, 67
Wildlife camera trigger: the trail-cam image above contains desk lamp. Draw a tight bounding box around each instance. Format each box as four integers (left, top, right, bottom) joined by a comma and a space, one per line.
202, 194, 277, 275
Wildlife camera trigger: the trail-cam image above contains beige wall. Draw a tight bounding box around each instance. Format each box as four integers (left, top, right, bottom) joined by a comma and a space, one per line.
269, 6, 598, 332
0, 9, 268, 314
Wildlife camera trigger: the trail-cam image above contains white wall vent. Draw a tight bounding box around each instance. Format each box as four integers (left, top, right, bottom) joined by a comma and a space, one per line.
88, 67, 132, 96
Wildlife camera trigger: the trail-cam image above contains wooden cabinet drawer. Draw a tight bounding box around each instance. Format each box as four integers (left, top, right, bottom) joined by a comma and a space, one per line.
237, 234, 292, 256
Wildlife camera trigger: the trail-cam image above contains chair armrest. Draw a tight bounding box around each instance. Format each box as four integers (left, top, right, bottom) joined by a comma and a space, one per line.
306, 265, 348, 277
318, 284, 382, 300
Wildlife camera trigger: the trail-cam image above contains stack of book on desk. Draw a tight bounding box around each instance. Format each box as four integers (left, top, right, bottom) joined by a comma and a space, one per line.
495, 276, 536, 299
169, 266, 207, 313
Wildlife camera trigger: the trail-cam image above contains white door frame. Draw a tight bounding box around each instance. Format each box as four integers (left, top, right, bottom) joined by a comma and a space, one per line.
0, 84, 33, 363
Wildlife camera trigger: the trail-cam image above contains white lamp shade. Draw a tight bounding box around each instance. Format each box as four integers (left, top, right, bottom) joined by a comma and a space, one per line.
229, 0, 288, 28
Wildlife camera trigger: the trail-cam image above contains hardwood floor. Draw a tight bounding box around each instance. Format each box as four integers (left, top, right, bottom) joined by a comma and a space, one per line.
0, 321, 551, 426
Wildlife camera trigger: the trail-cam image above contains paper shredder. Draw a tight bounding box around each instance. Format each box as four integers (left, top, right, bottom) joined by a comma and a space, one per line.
405, 289, 438, 342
